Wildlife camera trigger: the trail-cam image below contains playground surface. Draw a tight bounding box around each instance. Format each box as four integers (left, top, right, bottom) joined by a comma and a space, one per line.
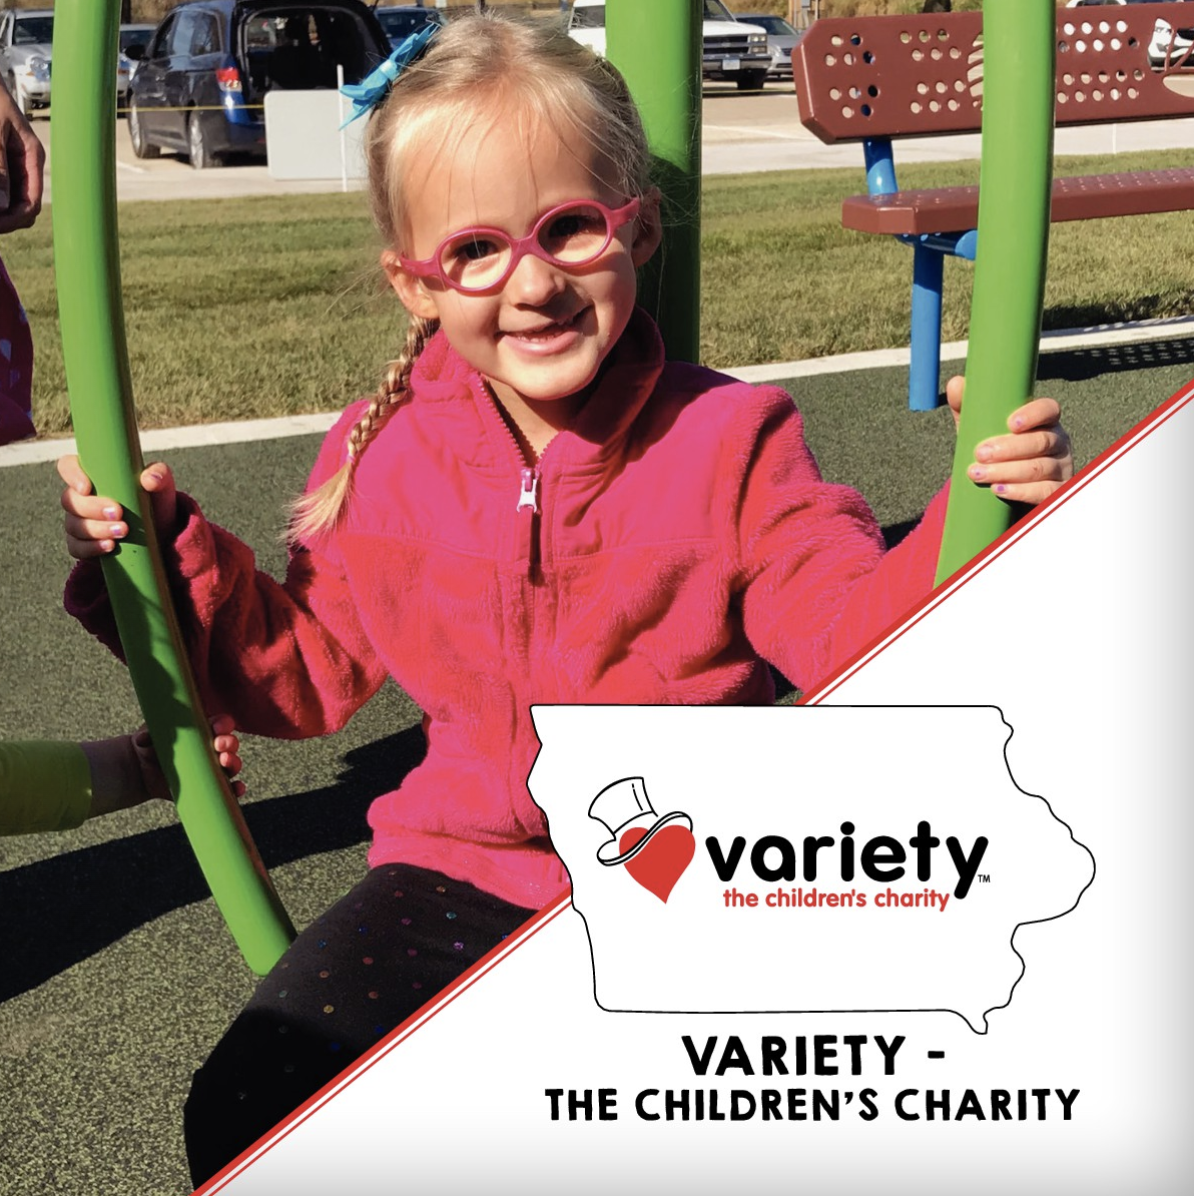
2, 328, 1193, 1195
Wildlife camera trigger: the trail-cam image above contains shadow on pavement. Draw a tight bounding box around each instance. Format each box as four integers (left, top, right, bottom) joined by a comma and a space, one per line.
0, 725, 426, 1002
1038, 334, 1194, 383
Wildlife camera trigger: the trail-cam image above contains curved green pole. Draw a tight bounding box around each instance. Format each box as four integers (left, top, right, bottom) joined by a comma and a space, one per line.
51, 0, 295, 974
607, 0, 701, 364
935, 0, 1055, 584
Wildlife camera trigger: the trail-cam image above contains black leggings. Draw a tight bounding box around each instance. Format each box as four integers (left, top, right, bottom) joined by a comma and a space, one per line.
184, 864, 536, 1186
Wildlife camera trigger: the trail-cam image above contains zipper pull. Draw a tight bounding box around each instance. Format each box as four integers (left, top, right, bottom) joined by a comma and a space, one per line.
516, 466, 540, 515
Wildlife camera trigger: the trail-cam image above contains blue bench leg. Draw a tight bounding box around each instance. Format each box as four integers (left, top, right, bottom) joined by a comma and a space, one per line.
909, 244, 945, 411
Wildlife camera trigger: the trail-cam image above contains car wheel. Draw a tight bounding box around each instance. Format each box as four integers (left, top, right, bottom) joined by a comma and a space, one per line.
187, 111, 222, 170
128, 101, 160, 159
736, 69, 769, 92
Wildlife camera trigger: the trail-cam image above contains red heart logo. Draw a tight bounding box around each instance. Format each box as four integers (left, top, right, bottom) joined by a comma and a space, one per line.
620, 825, 696, 903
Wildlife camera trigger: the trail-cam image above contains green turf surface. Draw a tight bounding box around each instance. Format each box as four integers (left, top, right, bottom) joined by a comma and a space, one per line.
1, 338, 1191, 1194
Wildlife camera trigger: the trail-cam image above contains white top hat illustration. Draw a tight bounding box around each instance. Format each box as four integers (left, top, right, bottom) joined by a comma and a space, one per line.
588, 777, 693, 866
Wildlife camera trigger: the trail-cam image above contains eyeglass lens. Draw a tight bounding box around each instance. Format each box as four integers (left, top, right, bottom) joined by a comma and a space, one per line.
438, 203, 613, 290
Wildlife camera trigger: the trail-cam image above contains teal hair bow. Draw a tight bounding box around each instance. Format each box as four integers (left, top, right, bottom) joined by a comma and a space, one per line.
340, 23, 439, 128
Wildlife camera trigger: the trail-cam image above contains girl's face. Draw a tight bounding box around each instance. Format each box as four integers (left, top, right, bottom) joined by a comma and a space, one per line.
383, 110, 660, 417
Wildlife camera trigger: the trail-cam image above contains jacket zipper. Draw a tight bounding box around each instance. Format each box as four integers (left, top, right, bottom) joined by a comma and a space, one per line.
516, 464, 543, 580
517, 466, 540, 515
476, 379, 551, 578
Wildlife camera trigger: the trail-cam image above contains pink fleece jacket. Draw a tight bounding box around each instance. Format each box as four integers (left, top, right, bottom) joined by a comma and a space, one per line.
66, 309, 947, 910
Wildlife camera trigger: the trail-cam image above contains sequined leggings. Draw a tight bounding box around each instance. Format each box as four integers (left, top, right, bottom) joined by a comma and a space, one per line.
183, 863, 536, 1186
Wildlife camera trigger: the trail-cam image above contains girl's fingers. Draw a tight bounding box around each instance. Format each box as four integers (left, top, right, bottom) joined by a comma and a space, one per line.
60, 481, 122, 523
968, 454, 1069, 488
58, 458, 179, 533
945, 375, 964, 426
60, 457, 126, 559
983, 479, 1064, 505
131, 726, 155, 758
60, 461, 182, 556
56, 454, 94, 495
66, 531, 118, 559
141, 462, 179, 534
208, 714, 244, 781
217, 750, 243, 778
65, 511, 129, 545
968, 453, 1071, 508
1006, 396, 1061, 433
974, 428, 1068, 464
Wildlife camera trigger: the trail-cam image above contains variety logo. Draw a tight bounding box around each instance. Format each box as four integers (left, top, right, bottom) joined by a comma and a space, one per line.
590, 776, 989, 906
529, 705, 1095, 1029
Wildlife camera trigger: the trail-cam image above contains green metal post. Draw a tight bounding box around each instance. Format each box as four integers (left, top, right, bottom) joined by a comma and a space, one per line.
52, 0, 295, 974
607, 0, 701, 363
935, 0, 1055, 584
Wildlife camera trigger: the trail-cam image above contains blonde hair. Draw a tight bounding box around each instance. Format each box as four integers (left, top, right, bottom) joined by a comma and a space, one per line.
290, 11, 652, 544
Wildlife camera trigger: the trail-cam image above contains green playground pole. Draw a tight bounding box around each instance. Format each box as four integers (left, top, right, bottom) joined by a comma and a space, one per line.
935, 0, 1055, 584
52, 0, 295, 974
607, 0, 701, 364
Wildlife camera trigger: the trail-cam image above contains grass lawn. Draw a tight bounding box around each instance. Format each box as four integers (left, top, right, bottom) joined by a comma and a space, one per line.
4, 147, 1194, 435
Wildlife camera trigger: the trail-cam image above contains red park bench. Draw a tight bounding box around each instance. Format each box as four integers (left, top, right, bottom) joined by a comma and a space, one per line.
793, 2, 1194, 410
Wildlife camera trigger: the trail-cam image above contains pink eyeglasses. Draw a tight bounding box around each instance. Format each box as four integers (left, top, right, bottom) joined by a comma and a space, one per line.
398, 197, 641, 295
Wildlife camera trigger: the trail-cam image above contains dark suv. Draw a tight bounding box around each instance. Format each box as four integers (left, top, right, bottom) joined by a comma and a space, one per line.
126, 0, 390, 168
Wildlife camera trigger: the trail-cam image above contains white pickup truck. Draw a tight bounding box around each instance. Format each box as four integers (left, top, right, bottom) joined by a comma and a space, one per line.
568, 0, 774, 91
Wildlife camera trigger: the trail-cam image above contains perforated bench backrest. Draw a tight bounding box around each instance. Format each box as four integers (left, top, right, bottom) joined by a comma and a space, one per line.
796, 2, 1194, 144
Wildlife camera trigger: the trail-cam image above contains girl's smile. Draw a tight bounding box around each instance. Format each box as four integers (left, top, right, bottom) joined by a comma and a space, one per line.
499, 306, 590, 354
382, 109, 660, 456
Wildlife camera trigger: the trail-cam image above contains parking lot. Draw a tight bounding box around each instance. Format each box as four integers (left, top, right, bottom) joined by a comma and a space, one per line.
36, 83, 810, 203
33, 76, 1194, 204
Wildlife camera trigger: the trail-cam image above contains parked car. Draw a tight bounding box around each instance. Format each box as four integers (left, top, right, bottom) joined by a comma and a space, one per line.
0, 7, 53, 116
568, 0, 773, 91
733, 12, 802, 81
125, 0, 391, 169
374, 5, 447, 49
1066, 0, 1194, 68
1127, 0, 1194, 65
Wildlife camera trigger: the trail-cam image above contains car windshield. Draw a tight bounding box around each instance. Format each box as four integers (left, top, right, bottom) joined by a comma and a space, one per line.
377, 11, 439, 41
119, 28, 154, 53
14, 17, 54, 45
704, 0, 736, 21
737, 16, 796, 36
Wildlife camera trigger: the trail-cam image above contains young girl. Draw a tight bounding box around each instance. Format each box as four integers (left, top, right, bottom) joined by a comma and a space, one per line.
57, 12, 1072, 1184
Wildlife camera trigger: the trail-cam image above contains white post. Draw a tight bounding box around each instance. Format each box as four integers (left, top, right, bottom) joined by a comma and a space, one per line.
337, 63, 348, 192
